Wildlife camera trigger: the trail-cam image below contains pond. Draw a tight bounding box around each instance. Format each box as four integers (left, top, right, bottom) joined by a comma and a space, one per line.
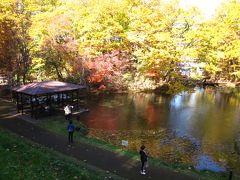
81, 87, 240, 173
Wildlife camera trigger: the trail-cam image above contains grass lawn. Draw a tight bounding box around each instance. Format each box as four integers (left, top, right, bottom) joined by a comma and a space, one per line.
0, 128, 123, 180
37, 115, 232, 180
38, 115, 127, 154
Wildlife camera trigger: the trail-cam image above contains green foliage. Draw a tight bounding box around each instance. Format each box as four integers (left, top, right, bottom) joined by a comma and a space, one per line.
167, 81, 186, 94
0, 128, 121, 180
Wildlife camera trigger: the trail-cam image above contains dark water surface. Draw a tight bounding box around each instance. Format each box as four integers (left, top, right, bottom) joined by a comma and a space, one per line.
82, 87, 240, 173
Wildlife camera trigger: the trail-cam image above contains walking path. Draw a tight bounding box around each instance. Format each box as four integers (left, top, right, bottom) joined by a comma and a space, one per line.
0, 98, 196, 180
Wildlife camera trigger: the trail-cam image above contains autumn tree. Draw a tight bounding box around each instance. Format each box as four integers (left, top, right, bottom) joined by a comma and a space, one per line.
0, 0, 19, 83
1, 0, 34, 84
188, 0, 240, 81
2, 0, 239, 91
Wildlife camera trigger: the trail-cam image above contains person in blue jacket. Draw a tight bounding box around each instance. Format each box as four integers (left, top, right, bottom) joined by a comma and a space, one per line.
139, 145, 148, 175
67, 121, 75, 144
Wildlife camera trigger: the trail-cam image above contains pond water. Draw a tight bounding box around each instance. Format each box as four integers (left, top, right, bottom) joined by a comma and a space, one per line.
81, 87, 240, 173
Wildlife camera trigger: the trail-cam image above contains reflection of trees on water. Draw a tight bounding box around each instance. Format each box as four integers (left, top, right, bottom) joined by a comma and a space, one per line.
169, 87, 239, 144
169, 87, 240, 172
128, 93, 171, 129
84, 88, 240, 172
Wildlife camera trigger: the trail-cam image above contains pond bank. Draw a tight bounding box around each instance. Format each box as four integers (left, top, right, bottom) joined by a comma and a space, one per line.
0, 115, 196, 180
1, 90, 240, 179
0, 97, 223, 179
79, 87, 240, 176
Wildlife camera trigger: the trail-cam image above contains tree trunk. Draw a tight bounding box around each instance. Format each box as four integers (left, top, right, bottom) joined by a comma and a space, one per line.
54, 64, 64, 81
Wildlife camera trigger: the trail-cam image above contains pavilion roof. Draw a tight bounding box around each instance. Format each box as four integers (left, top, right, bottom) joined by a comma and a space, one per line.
12, 81, 85, 96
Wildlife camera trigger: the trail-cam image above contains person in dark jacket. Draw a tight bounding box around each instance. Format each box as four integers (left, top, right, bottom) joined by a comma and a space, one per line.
139, 145, 148, 175
67, 121, 75, 144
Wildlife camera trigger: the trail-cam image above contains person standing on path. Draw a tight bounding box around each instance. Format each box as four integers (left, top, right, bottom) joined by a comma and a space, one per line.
64, 104, 73, 121
67, 121, 75, 144
139, 145, 148, 175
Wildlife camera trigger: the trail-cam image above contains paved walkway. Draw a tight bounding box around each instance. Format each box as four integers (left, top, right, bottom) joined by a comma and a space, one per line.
0, 98, 196, 180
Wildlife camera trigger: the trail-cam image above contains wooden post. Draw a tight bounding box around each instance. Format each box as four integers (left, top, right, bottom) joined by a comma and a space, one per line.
66, 92, 68, 104
16, 92, 19, 113
20, 93, 23, 114
49, 94, 52, 115
77, 90, 79, 109
57, 93, 60, 107
61, 93, 64, 107
34, 95, 38, 119
48, 94, 51, 106
71, 90, 74, 104
30, 95, 33, 118
46, 94, 49, 105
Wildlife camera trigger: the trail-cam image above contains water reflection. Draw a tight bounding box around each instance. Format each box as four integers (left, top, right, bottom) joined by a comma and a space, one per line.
195, 155, 226, 172
83, 87, 240, 173
170, 88, 240, 144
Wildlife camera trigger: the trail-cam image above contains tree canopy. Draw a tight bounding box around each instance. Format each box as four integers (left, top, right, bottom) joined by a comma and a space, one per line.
0, 0, 239, 91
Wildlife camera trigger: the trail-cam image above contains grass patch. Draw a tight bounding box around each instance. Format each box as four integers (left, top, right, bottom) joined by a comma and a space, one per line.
0, 128, 123, 180
37, 115, 234, 180
39, 115, 126, 154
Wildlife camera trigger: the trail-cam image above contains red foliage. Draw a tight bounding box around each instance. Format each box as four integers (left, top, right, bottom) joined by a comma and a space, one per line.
84, 50, 131, 90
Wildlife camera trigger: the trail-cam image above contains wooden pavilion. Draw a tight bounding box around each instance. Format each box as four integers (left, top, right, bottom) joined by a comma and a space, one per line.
12, 81, 86, 119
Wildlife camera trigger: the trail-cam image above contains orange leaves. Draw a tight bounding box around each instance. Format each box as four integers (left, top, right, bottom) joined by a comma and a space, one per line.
85, 57, 115, 85
84, 50, 131, 90
87, 74, 104, 83
146, 71, 158, 78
